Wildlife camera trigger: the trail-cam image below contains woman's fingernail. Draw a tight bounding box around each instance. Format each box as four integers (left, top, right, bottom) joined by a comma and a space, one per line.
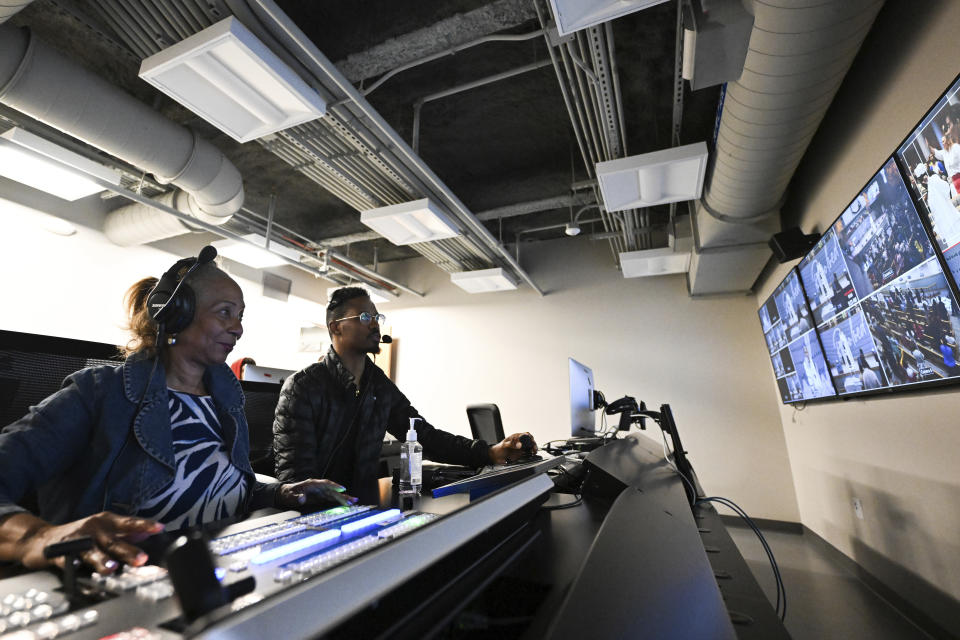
135, 553, 148, 565
104, 559, 118, 570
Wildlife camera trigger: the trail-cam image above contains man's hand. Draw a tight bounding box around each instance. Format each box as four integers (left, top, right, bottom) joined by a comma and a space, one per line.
277, 479, 358, 509
489, 432, 538, 465
3, 512, 163, 573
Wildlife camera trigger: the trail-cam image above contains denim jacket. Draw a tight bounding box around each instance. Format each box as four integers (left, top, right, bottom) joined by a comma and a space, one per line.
0, 353, 279, 525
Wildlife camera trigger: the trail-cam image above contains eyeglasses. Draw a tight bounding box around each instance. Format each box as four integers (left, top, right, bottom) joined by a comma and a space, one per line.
334, 312, 385, 325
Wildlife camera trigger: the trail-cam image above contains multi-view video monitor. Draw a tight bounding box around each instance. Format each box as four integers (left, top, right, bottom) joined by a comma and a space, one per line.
759, 269, 835, 403
897, 75, 960, 292
761, 74, 960, 403
796, 158, 960, 398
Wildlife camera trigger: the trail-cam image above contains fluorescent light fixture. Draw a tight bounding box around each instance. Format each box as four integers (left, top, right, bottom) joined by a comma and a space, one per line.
213, 233, 301, 269
139, 17, 326, 143
619, 248, 691, 278
0, 197, 78, 236
450, 267, 519, 293
0, 128, 120, 201
365, 287, 394, 304
549, 0, 670, 36
596, 142, 708, 212
360, 199, 460, 246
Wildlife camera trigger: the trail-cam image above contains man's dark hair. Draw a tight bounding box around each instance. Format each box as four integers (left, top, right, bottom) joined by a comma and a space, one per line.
326, 286, 370, 325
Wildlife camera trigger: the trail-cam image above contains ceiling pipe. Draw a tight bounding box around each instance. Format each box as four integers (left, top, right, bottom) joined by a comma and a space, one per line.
359, 28, 546, 98
688, 0, 885, 295
85, 171, 426, 297
0, 24, 243, 246
247, 0, 546, 296
412, 58, 553, 154
0, 0, 32, 24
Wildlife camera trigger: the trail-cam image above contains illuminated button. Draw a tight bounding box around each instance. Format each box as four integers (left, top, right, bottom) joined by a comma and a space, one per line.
378, 513, 438, 539
251, 528, 342, 565
340, 509, 401, 534
35, 621, 60, 639
1, 630, 37, 640
30, 603, 53, 620
80, 609, 99, 627
8, 610, 31, 627
58, 614, 80, 632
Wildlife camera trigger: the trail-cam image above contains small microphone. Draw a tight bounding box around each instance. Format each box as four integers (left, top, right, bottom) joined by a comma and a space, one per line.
196, 245, 218, 264
381, 335, 393, 344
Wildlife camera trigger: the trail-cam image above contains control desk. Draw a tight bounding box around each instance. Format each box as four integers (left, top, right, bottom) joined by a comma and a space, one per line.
0, 436, 788, 640
0, 463, 556, 640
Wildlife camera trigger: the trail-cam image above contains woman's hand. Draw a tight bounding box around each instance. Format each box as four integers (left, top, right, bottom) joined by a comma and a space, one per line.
1, 512, 163, 573
489, 432, 538, 465
277, 480, 358, 509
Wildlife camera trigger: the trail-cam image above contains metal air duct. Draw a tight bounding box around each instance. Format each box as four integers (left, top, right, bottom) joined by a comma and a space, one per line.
688, 0, 884, 295
0, 24, 243, 246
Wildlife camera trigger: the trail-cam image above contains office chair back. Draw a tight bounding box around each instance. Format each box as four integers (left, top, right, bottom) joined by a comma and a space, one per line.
466, 403, 505, 444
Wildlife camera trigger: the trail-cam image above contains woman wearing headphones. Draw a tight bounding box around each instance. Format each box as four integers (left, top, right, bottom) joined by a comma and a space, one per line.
0, 248, 354, 574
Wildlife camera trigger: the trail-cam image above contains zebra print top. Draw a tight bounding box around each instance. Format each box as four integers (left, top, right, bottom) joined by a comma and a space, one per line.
137, 389, 249, 529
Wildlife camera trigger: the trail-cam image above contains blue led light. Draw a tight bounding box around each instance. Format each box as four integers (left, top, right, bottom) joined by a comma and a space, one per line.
250, 528, 342, 565
214, 567, 226, 581
339, 509, 401, 534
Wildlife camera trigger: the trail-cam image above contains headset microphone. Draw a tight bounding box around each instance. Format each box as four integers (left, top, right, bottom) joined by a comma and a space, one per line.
381, 335, 393, 344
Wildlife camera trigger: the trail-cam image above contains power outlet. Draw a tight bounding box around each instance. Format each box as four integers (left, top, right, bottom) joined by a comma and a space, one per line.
853, 497, 864, 520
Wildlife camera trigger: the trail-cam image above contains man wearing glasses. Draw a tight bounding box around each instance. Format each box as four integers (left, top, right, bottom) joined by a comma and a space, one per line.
273, 287, 536, 503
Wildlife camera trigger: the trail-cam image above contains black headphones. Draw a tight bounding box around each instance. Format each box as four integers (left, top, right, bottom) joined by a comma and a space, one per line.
147, 245, 218, 335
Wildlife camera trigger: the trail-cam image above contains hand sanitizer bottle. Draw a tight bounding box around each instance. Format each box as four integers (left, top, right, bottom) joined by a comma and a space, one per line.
399, 418, 423, 495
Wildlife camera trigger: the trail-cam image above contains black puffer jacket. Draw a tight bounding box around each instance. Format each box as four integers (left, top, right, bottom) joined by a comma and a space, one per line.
273, 347, 490, 502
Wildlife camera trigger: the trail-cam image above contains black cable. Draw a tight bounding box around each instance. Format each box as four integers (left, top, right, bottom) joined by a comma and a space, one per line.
697, 496, 786, 622
542, 494, 582, 510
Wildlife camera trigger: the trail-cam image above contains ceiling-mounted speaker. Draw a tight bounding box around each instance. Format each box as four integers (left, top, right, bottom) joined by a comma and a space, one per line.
681, 0, 754, 91
769, 228, 819, 263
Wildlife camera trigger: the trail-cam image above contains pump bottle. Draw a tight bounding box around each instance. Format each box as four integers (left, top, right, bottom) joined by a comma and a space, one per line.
399, 417, 423, 495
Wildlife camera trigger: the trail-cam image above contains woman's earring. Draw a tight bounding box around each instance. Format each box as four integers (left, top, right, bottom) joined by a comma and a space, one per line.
166, 335, 177, 346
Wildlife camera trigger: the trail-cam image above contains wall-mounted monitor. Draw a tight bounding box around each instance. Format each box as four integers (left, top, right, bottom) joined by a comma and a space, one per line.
798, 158, 960, 396
758, 269, 835, 403
896, 74, 960, 289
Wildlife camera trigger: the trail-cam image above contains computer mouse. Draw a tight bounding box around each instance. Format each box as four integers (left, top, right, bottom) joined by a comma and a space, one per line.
519, 434, 535, 454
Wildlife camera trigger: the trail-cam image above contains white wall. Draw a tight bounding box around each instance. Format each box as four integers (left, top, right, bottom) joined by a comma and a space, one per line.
381, 238, 799, 521
0, 178, 328, 371
754, 2, 960, 626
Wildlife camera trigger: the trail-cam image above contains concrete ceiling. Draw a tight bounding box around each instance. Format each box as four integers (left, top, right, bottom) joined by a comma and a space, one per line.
5, 0, 720, 269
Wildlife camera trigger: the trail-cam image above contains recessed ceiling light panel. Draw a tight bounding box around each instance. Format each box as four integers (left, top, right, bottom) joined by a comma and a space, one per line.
139, 17, 326, 143
0, 127, 120, 201
360, 198, 460, 246
213, 233, 301, 269
450, 268, 519, 293
549, 0, 671, 36
620, 248, 691, 278
596, 142, 709, 212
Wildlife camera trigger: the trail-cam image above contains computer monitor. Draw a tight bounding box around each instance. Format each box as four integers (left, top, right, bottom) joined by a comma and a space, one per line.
569, 357, 595, 437
757, 268, 836, 403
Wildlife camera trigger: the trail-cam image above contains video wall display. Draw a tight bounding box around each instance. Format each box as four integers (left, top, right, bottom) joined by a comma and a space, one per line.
758, 269, 835, 403
798, 158, 960, 395
897, 75, 960, 288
